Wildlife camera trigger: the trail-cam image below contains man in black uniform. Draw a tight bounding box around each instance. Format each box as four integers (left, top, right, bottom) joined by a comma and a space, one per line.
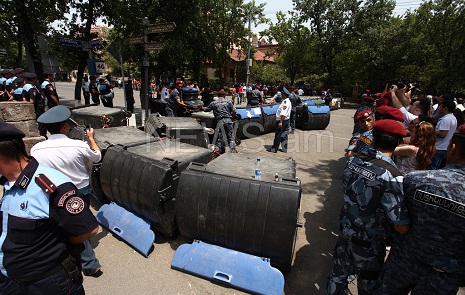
22, 72, 47, 137
89, 75, 100, 104
0, 122, 98, 294
202, 89, 237, 153
41, 70, 60, 108
200, 83, 214, 107
166, 80, 188, 117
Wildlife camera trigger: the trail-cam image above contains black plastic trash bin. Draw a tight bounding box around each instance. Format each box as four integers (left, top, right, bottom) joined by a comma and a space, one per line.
235, 106, 264, 139
175, 153, 301, 272
71, 106, 131, 128
261, 104, 279, 133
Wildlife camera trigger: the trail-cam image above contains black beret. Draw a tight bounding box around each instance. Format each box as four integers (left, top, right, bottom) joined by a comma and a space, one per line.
23, 72, 37, 80
0, 121, 26, 141
14, 77, 24, 84
0, 69, 8, 75
373, 119, 406, 137
14, 68, 25, 74
43, 70, 55, 76
37, 105, 71, 124
8, 69, 15, 75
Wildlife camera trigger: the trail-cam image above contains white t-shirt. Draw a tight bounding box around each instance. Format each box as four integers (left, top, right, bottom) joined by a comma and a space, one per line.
160, 86, 170, 103
31, 134, 101, 189
435, 113, 457, 150
298, 89, 304, 96
399, 106, 418, 128
276, 98, 291, 120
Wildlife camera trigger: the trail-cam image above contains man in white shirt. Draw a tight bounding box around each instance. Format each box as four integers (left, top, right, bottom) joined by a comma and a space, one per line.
430, 100, 457, 169
298, 88, 304, 96
31, 105, 102, 277
268, 87, 292, 153
159, 81, 171, 115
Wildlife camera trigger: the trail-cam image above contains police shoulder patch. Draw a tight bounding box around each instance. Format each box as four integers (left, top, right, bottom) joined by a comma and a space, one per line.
58, 190, 77, 207
65, 196, 85, 214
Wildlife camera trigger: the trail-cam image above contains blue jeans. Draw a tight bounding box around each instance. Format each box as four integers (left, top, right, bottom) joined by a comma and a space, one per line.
271, 119, 290, 152
78, 186, 100, 272
429, 149, 447, 170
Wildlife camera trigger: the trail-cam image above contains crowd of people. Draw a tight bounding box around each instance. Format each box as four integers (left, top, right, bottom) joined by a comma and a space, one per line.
329, 84, 465, 294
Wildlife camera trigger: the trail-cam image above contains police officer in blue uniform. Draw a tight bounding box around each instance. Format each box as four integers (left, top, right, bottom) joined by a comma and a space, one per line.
0, 69, 8, 101
202, 89, 237, 153
378, 132, 465, 294
22, 72, 47, 137
0, 122, 98, 294
327, 119, 410, 295
41, 70, 60, 108
12, 77, 25, 101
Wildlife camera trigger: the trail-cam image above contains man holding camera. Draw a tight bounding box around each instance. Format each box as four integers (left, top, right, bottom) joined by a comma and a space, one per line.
30, 105, 103, 277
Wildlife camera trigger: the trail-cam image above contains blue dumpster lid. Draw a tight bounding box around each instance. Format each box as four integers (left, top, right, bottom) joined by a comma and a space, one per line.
171, 240, 284, 295
182, 87, 199, 94
96, 202, 155, 257
308, 105, 330, 114
261, 104, 280, 115
236, 107, 262, 118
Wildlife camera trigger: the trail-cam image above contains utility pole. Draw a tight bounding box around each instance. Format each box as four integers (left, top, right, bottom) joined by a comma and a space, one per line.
143, 17, 150, 125
246, 12, 252, 87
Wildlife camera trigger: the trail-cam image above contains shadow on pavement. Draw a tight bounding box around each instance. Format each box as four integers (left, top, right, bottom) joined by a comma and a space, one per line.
285, 156, 347, 294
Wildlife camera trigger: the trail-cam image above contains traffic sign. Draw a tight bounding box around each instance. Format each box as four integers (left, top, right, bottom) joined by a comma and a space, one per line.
125, 36, 144, 45
146, 22, 176, 34
95, 61, 106, 73
145, 42, 164, 52
59, 38, 84, 48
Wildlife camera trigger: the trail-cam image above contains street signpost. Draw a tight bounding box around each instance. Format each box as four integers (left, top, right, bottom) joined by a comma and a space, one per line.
124, 19, 176, 123
146, 22, 176, 34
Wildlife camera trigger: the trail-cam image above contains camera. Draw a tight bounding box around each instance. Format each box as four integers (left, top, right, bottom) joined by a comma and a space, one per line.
85, 124, 91, 131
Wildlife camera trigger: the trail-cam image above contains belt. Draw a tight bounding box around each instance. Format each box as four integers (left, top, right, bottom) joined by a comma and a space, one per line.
351, 236, 372, 248
13, 264, 63, 283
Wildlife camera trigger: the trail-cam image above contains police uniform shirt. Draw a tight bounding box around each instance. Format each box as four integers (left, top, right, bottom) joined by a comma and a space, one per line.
276, 98, 291, 120
13, 87, 24, 101
31, 134, 102, 190
0, 158, 98, 279
340, 150, 409, 241
167, 88, 181, 109
41, 80, 59, 107
351, 129, 374, 155
396, 164, 465, 274
204, 97, 235, 120
90, 81, 99, 98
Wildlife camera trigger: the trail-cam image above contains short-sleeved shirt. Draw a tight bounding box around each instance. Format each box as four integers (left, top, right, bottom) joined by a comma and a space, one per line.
167, 88, 182, 110
435, 113, 457, 150
340, 150, 409, 241
160, 86, 170, 103
397, 164, 465, 274
400, 106, 418, 128
31, 134, 101, 189
276, 98, 291, 120
351, 129, 374, 155
41, 80, 59, 108
0, 158, 98, 279
204, 97, 235, 120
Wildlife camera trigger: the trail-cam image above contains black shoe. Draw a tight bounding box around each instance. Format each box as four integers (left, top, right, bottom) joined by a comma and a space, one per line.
83, 267, 103, 277
267, 149, 277, 153
279, 148, 287, 153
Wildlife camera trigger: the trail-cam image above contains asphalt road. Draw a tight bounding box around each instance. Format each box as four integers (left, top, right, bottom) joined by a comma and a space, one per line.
20, 82, 464, 295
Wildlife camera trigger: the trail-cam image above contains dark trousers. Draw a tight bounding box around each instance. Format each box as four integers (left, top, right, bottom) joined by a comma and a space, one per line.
78, 186, 100, 272
13, 268, 85, 295
271, 119, 289, 152
91, 95, 100, 104
213, 118, 236, 153
83, 92, 90, 105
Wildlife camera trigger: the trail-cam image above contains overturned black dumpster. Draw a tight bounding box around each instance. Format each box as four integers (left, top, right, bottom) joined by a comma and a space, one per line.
235, 106, 264, 139
261, 104, 279, 133
144, 115, 208, 148
175, 153, 301, 272
295, 101, 331, 130
71, 106, 131, 128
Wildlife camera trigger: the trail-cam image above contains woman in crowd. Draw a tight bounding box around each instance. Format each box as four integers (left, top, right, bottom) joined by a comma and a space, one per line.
393, 119, 436, 174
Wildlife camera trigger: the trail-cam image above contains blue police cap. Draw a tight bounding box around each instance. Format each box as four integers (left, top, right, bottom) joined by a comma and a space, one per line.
0, 121, 26, 141
282, 87, 291, 96
23, 72, 37, 80
37, 105, 71, 124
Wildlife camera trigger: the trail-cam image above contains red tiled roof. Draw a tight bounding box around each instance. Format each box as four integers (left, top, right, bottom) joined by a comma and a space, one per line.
228, 49, 275, 63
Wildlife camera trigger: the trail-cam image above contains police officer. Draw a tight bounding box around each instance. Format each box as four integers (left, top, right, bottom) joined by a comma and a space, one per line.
268, 87, 291, 153
248, 85, 264, 106
327, 119, 410, 295
202, 89, 237, 153
378, 132, 465, 294
346, 110, 375, 157
0, 69, 8, 101
12, 77, 25, 101
31, 105, 102, 277
289, 89, 301, 131
41, 70, 60, 108
200, 83, 214, 107
166, 80, 188, 117
89, 75, 100, 104
22, 72, 47, 137
0, 121, 98, 294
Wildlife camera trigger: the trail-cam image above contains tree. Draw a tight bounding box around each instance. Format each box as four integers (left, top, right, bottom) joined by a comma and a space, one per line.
262, 11, 311, 85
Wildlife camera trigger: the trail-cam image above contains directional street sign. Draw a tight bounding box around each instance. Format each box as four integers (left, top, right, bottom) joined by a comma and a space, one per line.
145, 42, 164, 52
125, 36, 144, 45
59, 38, 84, 48
146, 22, 176, 34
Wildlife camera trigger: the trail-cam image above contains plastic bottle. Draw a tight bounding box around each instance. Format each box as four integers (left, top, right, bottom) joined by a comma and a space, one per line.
274, 173, 279, 182
255, 157, 262, 180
